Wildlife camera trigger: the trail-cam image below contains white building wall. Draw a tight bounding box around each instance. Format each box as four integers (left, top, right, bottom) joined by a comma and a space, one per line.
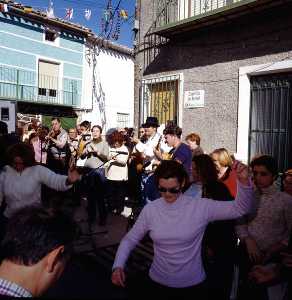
81, 44, 134, 133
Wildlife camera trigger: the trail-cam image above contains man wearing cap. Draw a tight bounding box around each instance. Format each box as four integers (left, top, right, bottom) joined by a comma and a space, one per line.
130, 117, 164, 205
133, 117, 162, 172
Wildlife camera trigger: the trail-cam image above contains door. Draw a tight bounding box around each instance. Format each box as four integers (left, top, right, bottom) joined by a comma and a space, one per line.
249, 73, 292, 172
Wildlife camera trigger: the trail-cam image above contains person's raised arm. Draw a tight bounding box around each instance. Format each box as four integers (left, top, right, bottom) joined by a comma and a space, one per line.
202, 161, 254, 222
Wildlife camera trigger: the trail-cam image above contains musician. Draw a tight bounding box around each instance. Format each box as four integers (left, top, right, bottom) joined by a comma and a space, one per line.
163, 125, 193, 179
32, 126, 49, 165
77, 120, 91, 155
130, 117, 164, 206
132, 117, 161, 172
105, 131, 129, 215
67, 128, 79, 159
46, 118, 69, 174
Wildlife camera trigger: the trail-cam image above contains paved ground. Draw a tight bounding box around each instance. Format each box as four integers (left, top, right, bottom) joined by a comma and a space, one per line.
42, 198, 153, 299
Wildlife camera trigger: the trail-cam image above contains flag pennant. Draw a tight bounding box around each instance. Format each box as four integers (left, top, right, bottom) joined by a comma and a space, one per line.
46, 1, 54, 18
0, 3, 8, 13
84, 9, 91, 21
119, 9, 128, 20
65, 8, 73, 20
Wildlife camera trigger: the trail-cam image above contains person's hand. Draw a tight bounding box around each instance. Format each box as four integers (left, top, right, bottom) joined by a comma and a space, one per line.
153, 148, 162, 159
232, 160, 250, 186
67, 168, 81, 184
130, 137, 140, 144
281, 252, 292, 268
111, 267, 126, 287
249, 265, 277, 284
245, 237, 263, 263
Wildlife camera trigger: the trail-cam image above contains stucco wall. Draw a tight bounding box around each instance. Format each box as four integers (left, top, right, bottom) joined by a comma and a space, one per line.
135, 1, 292, 154
0, 12, 84, 107
82, 45, 134, 132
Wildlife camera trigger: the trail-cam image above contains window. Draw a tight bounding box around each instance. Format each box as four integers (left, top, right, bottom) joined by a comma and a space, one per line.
142, 75, 179, 125
117, 113, 130, 128
1, 107, 9, 121
45, 30, 57, 42
38, 60, 59, 98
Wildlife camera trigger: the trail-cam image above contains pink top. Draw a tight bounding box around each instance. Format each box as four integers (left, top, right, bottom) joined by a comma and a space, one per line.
32, 138, 47, 164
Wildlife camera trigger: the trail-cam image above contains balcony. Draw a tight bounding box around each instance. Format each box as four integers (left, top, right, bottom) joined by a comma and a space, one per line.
152, 0, 279, 37
0, 65, 81, 107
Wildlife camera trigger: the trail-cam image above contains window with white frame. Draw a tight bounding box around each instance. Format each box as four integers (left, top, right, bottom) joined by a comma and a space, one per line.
38, 60, 59, 98
117, 113, 130, 128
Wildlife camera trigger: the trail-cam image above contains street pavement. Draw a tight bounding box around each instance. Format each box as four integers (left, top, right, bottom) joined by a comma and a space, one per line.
42, 198, 153, 299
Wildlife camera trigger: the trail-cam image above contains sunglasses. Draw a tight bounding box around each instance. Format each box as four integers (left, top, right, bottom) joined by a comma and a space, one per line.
252, 171, 270, 176
158, 187, 181, 194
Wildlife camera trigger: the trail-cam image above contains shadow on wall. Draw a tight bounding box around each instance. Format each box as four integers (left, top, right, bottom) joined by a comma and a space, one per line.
144, 3, 292, 75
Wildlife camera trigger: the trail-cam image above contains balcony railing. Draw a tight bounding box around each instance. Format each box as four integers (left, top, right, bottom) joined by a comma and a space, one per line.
153, 0, 256, 31
0, 65, 80, 107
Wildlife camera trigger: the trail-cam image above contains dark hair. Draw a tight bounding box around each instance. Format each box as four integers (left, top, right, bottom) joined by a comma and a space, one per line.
1, 206, 77, 266
28, 132, 37, 144
163, 125, 182, 138
107, 130, 124, 147
91, 125, 102, 133
192, 154, 218, 184
51, 117, 61, 123
80, 120, 91, 130
6, 143, 35, 168
250, 155, 278, 177
0, 121, 8, 135
154, 160, 189, 187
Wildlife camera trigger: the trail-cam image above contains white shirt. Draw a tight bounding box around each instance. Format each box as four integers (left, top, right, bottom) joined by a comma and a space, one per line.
135, 132, 161, 171
0, 165, 71, 218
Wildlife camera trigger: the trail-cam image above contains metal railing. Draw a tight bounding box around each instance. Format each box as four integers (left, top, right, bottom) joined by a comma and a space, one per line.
0, 65, 80, 107
154, 0, 249, 29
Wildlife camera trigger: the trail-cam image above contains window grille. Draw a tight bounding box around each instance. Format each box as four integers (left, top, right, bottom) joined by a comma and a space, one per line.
117, 113, 130, 128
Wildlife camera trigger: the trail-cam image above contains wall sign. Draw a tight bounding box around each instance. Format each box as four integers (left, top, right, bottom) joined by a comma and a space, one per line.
184, 90, 205, 108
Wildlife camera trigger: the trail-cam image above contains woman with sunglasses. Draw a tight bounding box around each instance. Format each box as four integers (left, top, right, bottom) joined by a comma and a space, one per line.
111, 159, 254, 299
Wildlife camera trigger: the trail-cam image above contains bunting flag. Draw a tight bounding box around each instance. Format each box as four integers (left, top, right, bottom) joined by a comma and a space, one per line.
65, 8, 73, 20
0, 3, 8, 13
119, 9, 128, 20
84, 9, 91, 21
46, 1, 54, 18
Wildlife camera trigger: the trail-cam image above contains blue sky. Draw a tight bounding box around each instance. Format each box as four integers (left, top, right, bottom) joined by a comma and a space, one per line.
21, 0, 135, 48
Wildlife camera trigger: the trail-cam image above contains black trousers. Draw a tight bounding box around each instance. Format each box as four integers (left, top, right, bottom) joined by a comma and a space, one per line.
106, 180, 127, 214
76, 169, 107, 224
127, 274, 208, 300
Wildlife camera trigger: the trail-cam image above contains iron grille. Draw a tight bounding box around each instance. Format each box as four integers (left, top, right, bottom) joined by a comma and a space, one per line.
141, 75, 179, 125
249, 73, 292, 172
117, 113, 130, 128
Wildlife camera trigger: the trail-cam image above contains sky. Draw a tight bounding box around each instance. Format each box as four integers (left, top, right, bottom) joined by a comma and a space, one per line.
21, 0, 136, 48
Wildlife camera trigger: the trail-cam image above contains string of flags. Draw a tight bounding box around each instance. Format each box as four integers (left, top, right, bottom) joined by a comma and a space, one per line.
0, 0, 130, 41
0, 2, 129, 23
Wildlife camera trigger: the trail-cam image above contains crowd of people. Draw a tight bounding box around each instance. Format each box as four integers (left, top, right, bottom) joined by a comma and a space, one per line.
0, 116, 291, 299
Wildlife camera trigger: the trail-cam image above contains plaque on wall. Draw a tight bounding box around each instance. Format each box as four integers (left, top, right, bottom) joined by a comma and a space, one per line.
184, 90, 205, 108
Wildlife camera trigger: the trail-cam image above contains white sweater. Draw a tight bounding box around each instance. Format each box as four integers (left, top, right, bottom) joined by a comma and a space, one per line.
0, 165, 71, 218
105, 145, 129, 181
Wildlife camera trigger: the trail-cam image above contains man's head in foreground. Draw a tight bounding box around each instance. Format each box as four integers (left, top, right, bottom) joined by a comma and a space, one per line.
0, 206, 77, 297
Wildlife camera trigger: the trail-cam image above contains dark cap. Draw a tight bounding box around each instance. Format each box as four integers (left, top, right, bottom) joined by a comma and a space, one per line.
142, 116, 159, 128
